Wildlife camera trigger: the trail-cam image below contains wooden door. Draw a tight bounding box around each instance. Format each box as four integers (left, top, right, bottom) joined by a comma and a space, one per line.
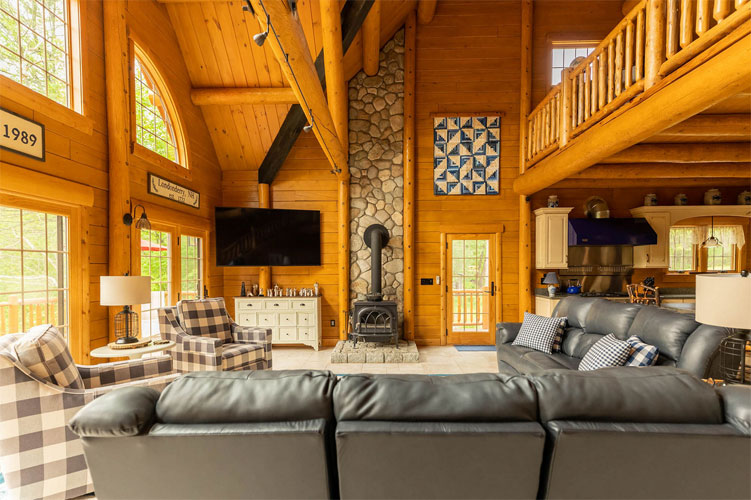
446, 234, 496, 344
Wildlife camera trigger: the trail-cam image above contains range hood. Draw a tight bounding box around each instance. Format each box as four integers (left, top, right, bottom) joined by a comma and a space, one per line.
568, 218, 657, 246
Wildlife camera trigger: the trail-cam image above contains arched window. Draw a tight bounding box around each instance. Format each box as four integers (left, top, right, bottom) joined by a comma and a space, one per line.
133, 46, 185, 166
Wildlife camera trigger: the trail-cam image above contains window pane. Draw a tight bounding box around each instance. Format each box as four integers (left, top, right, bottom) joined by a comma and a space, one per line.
0, 207, 22, 249
140, 229, 172, 338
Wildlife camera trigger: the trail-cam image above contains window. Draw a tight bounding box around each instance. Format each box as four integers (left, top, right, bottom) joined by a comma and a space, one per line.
0, 204, 69, 338
139, 228, 171, 338
706, 226, 739, 271
551, 45, 596, 85
133, 47, 184, 165
0, 0, 74, 106
669, 227, 696, 272
180, 235, 203, 301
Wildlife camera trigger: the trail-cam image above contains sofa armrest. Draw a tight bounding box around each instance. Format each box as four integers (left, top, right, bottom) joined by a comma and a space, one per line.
718, 385, 751, 436
182, 335, 223, 353
231, 324, 272, 344
77, 355, 174, 389
676, 325, 727, 378
496, 322, 522, 345
68, 386, 160, 438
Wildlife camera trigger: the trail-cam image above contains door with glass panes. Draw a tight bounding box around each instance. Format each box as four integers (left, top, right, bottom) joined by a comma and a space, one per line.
447, 234, 496, 344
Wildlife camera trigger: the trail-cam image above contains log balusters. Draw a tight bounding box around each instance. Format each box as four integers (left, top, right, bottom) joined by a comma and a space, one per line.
525, 84, 561, 164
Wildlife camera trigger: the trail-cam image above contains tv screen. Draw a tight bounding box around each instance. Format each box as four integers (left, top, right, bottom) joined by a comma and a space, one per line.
215, 207, 321, 266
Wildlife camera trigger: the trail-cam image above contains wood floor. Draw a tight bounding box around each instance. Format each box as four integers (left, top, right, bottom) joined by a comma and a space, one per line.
272, 345, 499, 374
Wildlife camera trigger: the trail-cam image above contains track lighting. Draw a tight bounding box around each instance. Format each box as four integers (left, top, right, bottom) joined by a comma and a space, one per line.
303, 123, 313, 133
253, 14, 270, 46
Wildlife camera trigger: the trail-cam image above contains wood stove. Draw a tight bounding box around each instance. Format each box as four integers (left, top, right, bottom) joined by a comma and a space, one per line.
350, 224, 400, 348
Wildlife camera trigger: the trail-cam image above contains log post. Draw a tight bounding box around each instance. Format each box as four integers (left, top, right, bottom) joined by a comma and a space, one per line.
191, 87, 298, 106
645, 0, 667, 88
403, 11, 416, 340
362, 0, 381, 76
103, 0, 131, 341
559, 68, 572, 147
518, 0, 533, 320
258, 183, 271, 293
417, 0, 437, 24
321, 0, 350, 340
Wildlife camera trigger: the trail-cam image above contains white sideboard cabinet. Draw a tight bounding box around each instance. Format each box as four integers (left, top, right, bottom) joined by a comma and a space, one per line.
234, 297, 322, 350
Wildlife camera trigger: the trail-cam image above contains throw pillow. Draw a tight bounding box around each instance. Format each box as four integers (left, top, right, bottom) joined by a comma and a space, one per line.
13, 324, 84, 389
552, 319, 567, 353
625, 335, 660, 367
178, 297, 233, 345
512, 313, 567, 354
578, 333, 631, 371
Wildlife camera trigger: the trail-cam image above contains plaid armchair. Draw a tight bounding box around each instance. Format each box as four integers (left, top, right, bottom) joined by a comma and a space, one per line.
159, 297, 272, 372
0, 328, 177, 500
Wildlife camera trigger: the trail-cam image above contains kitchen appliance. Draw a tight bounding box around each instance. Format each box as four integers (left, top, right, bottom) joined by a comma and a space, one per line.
560, 245, 635, 294
569, 197, 657, 246
566, 279, 582, 294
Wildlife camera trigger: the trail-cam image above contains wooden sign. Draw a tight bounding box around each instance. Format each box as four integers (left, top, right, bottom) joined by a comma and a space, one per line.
148, 173, 200, 208
1, 108, 45, 160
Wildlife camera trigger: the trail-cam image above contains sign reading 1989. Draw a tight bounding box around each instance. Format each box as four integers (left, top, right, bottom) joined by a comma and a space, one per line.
1, 108, 45, 161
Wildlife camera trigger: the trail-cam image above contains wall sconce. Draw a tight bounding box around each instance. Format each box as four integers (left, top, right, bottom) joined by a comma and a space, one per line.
123, 204, 151, 231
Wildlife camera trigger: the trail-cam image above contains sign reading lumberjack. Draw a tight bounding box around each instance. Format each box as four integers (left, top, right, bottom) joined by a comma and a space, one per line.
148, 173, 200, 209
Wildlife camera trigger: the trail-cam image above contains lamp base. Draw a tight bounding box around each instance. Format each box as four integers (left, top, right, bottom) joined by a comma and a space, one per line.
719, 329, 751, 385
115, 336, 140, 345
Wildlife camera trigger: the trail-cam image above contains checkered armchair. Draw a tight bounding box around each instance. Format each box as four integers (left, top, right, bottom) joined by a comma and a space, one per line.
159, 297, 272, 372
0, 326, 177, 500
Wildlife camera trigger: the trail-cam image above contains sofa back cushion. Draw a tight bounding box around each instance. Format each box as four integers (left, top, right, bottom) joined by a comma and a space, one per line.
584, 300, 642, 338
334, 373, 538, 422
156, 370, 337, 423
561, 328, 603, 359
13, 324, 84, 389
626, 307, 699, 362
552, 297, 598, 329
529, 367, 723, 424
177, 298, 233, 345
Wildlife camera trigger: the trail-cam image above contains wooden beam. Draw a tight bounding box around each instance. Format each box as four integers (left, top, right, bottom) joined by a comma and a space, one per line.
519, 0, 533, 320
553, 177, 751, 188
645, 114, 751, 141
602, 143, 751, 163
190, 87, 297, 106
513, 30, 751, 195
258, 183, 271, 293
622, 0, 642, 15
362, 0, 381, 76
248, 0, 347, 176
403, 11, 416, 341
417, 0, 437, 24
576, 162, 751, 178
256, 0, 373, 185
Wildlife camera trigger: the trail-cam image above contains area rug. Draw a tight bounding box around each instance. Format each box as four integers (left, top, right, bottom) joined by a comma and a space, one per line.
455, 345, 495, 352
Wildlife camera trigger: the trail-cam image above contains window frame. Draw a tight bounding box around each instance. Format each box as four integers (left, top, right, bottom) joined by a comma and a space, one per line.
547, 36, 600, 89
128, 39, 190, 180
667, 221, 746, 275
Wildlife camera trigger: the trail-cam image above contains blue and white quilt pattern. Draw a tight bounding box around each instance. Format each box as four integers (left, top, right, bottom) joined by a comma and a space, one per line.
433, 116, 500, 196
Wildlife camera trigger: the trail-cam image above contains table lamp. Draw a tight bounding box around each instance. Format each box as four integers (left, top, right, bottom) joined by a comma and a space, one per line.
543, 272, 560, 297
696, 273, 751, 384
100, 276, 151, 344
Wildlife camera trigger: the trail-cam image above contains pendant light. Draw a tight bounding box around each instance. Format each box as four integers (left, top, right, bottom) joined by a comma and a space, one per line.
702, 216, 722, 248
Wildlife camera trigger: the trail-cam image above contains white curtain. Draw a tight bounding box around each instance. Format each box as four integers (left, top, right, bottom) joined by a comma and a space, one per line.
685, 225, 746, 249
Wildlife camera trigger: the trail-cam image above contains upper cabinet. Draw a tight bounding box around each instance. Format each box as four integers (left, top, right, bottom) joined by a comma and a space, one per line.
535, 207, 573, 269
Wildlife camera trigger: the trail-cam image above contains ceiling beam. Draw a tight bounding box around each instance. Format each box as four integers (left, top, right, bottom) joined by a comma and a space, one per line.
362, 0, 381, 76
601, 143, 751, 163
513, 32, 751, 195
644, 114, 751, 141
575, 162, 751, 178
257, 0, 374, 185
417, 0, 437, 24
552, 178, 751, 188
190, 87, 297, 106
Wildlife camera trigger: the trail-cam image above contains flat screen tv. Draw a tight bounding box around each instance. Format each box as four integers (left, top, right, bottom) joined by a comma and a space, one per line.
215, 207, 321, 266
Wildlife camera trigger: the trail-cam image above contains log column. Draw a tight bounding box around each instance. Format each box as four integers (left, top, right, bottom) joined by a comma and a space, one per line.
362, 0, 381, 76
645, 0, 667, 88
518, 0, 533, 320
403, 11, 416, 341
258, 183, 271, 293
321, 0, 350, 340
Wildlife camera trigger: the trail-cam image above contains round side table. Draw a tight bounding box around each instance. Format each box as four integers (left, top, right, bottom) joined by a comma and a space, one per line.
90, 340, 175, 360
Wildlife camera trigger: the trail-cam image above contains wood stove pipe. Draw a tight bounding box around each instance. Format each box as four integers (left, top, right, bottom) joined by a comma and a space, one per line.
364, 223, 390, 301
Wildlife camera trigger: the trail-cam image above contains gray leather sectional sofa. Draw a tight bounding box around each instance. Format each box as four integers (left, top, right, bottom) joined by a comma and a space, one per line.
69, 369, 750, 500
496, 296, 727, 377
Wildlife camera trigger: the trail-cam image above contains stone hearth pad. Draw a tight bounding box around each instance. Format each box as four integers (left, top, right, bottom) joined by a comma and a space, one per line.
331, 340, 419, 363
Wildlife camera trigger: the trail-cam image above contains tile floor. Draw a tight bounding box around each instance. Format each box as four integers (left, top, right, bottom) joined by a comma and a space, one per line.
272, 345, 499, 374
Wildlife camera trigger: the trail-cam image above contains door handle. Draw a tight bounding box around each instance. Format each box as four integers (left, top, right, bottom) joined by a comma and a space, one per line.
484, 282, 495, 296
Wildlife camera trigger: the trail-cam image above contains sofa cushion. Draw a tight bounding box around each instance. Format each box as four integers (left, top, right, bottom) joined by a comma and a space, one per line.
552, 297, 599, 329
220, 343, 264, 371
578, 334, 631, 371
561, 328, 603, 359
512, 313, 566, 354
625, 335, 659, 367
584, 300, 642, 338
627, 306, 699, 362
497, 345, 580, 373
156, 370, 336, 424
529, 367, 723, 424
177, 298, 233, 345
521, 351, 580, 371
334, 373, 538, 422
13, 324, 84, 389
69, 387, 160, 437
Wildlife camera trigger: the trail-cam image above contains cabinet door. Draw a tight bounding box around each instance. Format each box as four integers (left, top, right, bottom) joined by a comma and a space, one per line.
237, 313, 257, 327
634, 212, 670, 268
537, 213, 569, 269
279, 313, 296, 326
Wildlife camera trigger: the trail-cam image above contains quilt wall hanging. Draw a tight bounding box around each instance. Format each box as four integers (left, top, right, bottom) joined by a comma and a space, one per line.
433, 115, 500, 196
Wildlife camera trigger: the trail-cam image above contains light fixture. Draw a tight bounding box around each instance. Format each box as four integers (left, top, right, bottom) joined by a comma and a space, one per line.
253, 14, 270, 46
303, 122, 313, 133
123, 204, 151, 231
702, 216, 722, 248
100, 275, 152, 344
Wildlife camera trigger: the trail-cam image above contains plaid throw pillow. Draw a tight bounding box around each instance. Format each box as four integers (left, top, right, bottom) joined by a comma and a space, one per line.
178, 298, 233, 345
552, 319, 567, 353
578, 333, 631, 371
512, 313, 567, 354
625, 335, 660, 367
13, 324, 84, 389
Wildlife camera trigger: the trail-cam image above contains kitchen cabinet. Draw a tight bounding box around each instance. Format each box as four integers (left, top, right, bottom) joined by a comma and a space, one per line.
631, 210, 670, 268
535, 296, 561, 317
535, 207, 573, 269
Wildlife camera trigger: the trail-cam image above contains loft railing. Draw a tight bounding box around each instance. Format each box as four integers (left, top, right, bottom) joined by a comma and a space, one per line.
523, 0, 751, 169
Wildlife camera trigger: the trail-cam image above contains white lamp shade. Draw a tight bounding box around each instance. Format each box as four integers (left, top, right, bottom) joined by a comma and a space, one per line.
100, 276, 152, 306
696, 274, 751, 330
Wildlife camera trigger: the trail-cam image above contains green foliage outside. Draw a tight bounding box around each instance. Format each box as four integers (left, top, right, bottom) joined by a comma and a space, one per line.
451, 239, 490, 331
134, 57, 178, 162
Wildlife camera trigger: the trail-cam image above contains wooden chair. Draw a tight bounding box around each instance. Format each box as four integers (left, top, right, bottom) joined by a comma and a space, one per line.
627, 284, 661, 307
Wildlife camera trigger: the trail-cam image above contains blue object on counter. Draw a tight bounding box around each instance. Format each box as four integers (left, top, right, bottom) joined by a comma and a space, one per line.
566, 285, 582, 294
